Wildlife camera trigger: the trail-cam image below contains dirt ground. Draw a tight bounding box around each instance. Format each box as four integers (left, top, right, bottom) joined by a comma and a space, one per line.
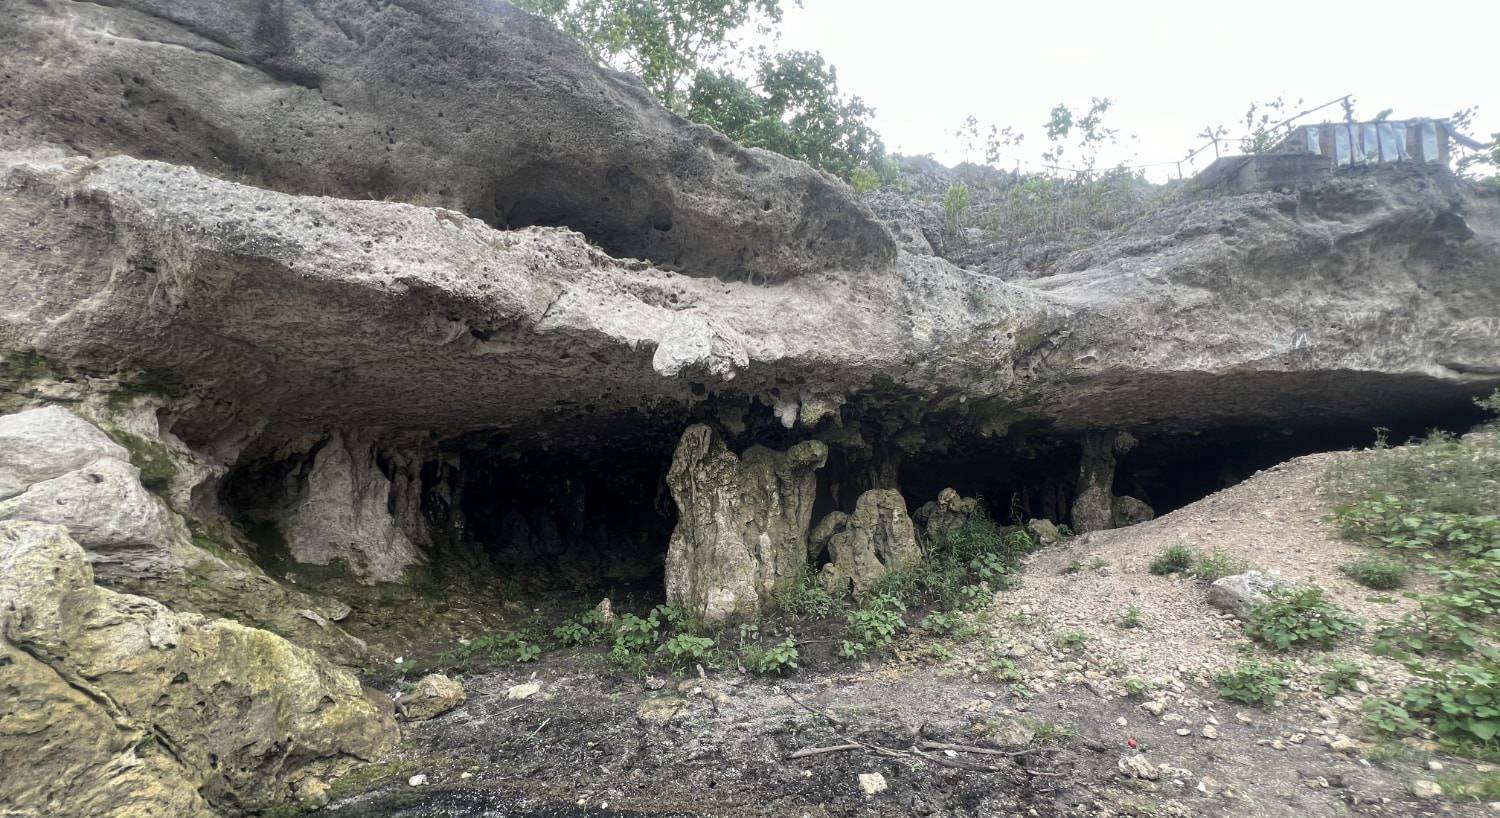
316, 453, 1497, 817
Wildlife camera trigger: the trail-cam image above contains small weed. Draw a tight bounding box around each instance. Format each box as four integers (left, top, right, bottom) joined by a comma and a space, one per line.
1090, 557, 1110, 571
657, 633, 716, 668
839, 593, 907, 659
1117, 606, 1142, 629
1340, 554, 1409, 590
1192, 549, 1249, 583
1121, 676, 1150, 698
1318, 659, 1367, 696
1148, 543, 1195, 576
1062, 560, 1083, 575
741, 636, 799, 675
1021, 717, 1077, 744
929, 644, 953, 661
920, 610, 962, 635
1056, 629, 1092, 651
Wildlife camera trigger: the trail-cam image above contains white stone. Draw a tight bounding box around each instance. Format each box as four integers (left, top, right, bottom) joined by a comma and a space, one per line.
858, 772, 887, 795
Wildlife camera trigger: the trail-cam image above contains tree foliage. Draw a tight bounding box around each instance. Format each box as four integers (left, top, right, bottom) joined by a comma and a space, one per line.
516, 0, 884, 180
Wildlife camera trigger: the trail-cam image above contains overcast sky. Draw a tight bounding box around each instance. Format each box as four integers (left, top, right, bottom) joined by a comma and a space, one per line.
769, 0, 1499, 179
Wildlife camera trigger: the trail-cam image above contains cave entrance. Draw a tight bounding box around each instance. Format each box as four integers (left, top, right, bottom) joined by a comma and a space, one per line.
447, 440, 678, 598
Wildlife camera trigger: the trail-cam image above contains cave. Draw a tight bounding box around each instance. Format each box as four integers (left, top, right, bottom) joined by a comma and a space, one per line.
215, 383, 1493, 598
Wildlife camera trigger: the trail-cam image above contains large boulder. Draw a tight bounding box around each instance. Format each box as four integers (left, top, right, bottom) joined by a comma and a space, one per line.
817, 489, 922, 599
0, 521, 399, 816
0, 407, 178, 579
0, 0, 893, 285
1206, 570, 1302, 620
663, 425, 827, 624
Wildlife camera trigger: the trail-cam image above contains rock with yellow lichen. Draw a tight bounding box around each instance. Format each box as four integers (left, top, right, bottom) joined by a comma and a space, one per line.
0, 520, 399, 816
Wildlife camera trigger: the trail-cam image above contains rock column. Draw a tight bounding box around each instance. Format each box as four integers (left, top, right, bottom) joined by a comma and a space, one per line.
663, 425, 827, 624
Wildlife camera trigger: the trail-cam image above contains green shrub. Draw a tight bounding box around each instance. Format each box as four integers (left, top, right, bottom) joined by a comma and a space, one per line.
553, 609, 605, 646
839, 593, 906, 658
1117, 605, 1142, 629
1400, 655, 1500, 748
1363, 696, 1423, 737
1055, 629, 1091, 650
1341, 555, 1409, 590
1245, 588, 1361, 650
1216, 660, 1285, 706
1148, 543, 1195, 576
742, 637, 799, 675
442, 631, 541, 666
1062, 560, 1083, 575
1192, 549, 1249, 582
1121, 676, 1149, 698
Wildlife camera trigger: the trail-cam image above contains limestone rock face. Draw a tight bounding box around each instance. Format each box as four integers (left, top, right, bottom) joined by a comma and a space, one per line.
0, 407, 178, 579
1027, 518, 1063, 546
818, 489, 922, 599
0, 0, 893, 285
282, 431, 425, 584
0, 407, 370, 662
0, 521, 398, 816
398, 674, 467, 721
0, 405, 127, 499
664, 425, 828, 624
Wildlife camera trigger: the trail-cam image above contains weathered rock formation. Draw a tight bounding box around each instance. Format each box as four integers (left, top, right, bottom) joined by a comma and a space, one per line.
0, 406, 370, 663
664, 425, 827, 623
282, 431, 425, 584
816, 489, 923, 599
913, 487, 981, 539
1071, 431, 1135, 533
0, 521, 398, 816
0, 0, 893, 284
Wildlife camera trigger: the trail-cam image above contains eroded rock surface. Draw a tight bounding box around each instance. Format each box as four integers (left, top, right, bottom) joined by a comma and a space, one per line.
0, 406, 370, 662
0, 0, 893, 284
914, 487, 981, 539
0, 521, 398, 816
664, 424, 827, 623
818, 489, 922, 599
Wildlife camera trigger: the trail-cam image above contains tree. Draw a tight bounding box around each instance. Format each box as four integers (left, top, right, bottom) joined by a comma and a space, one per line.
688, 52, 883, 179
514, 0, 782, 109
516, 0, 884, 181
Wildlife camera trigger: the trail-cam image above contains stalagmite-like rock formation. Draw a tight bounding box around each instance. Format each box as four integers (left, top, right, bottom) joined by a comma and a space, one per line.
664, 425, 828, 623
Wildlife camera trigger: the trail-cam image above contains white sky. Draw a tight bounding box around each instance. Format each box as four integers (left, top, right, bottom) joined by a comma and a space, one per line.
768, 0, 1500, 179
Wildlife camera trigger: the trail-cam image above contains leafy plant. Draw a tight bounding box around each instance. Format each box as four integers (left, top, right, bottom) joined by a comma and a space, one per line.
657, 633, 716, 668
1056, 629, 1092, 650
1399, 655, 1500, 748
1118, 605, 1142, 629
1341, 554, 1409, 590
1216, 660, 1285, 706
1148, 543, 1195, 576
1245, 588, 1361, 650
742, 636, 799, 675
839, 593, 906, 658
1121, 676, 1149, 698
553, 609, 605, 646
775, 563, 838, 617
442, 631, 542, 666
921, 610, 962, 635
1062, 559, 1083, 575
942, 183, 970, 234
1363, 696, 1424, 737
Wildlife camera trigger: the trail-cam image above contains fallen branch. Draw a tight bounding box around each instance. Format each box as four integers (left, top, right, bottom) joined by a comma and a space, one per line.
786, 743, 863, 759
917, 740, 1053, 758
